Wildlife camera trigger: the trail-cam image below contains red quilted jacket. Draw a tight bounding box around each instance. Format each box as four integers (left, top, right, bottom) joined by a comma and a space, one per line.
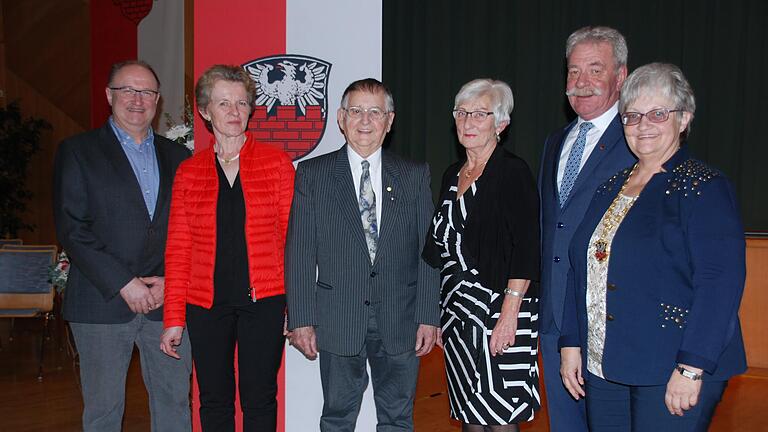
163, 133, 295, 328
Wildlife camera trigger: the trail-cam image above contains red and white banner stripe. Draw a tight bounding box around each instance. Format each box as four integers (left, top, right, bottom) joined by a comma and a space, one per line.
194, 1, 383, 430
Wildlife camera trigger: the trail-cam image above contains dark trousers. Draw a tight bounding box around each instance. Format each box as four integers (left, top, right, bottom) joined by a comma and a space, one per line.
540, 331, 588, 431
187, 295, 286, 432
585, 372, 727, 432
319, 311, 420, 432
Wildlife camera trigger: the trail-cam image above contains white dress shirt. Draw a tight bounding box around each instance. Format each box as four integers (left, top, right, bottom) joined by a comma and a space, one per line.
347, 145, 383, 229
556, 102, 620, 188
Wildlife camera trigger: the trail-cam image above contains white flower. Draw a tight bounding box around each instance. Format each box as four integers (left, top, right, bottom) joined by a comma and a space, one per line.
165, 124, 192, 141
163, 98, 196, 152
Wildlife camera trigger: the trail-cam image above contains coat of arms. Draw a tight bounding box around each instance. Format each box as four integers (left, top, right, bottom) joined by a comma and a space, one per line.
243, 55, 331, 161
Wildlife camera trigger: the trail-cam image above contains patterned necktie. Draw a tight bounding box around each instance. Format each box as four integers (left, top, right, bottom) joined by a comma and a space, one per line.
359, 160, 378, 262
559, 121, 594, 207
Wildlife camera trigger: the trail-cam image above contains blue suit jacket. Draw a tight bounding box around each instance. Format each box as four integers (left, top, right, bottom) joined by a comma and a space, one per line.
560, 147, 747, 385
538, 115, 635, 334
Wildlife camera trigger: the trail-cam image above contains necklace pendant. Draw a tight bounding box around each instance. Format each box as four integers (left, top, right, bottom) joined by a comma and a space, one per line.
594, 240, 609, 261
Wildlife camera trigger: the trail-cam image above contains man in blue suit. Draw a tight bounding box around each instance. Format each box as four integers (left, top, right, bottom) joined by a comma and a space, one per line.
538, 26, 635, 431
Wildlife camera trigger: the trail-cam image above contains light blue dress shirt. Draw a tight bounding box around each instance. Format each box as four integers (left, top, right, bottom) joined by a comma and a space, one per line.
108, 117, 160, 220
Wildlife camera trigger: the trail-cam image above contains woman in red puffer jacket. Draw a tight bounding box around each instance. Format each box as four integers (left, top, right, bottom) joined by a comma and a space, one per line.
160, 64, 294, 432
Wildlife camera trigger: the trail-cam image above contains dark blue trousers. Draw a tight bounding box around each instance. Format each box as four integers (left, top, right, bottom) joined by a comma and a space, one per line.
586, 372, 727, 432
540, 332, 588, 431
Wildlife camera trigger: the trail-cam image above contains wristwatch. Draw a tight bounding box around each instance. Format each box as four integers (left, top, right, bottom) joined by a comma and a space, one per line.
676, 365, 703, 381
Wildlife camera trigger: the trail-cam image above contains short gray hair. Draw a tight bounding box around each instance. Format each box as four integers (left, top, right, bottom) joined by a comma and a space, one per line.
566, 26, 628, 69
620, 63, 696, 137
340, 78, 395, 112
454, 79, 514, 127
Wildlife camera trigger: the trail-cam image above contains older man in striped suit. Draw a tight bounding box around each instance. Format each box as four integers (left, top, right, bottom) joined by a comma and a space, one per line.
286, 78, 440, 431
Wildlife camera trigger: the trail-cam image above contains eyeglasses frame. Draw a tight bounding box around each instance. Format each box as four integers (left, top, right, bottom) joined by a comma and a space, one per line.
109, 86, 160, 100
453, 109, 495, 121
621, 108, 684, 126
342, 106, 391, 121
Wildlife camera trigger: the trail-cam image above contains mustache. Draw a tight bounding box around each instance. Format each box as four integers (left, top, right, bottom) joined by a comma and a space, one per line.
565, 87, 603, 97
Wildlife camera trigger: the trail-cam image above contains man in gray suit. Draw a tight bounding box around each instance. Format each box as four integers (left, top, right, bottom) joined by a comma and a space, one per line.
286, 78, 440, 431
53, 61, 191, 431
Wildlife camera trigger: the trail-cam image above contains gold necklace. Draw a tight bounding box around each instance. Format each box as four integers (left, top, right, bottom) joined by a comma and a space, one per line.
215, 138, 245, 165
594, 164, 638, 262
463, 160, 488, 178
216, 153, 240, 165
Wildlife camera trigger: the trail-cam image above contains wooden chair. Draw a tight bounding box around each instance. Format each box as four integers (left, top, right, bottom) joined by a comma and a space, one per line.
1, 244, 57, 252
0, 248, 57, 380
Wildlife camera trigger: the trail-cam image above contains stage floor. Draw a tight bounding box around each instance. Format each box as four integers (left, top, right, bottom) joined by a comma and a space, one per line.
0, 318, 764, 431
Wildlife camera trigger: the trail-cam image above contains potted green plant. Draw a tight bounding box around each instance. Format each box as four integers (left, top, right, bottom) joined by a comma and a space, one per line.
0, 101, 51, 237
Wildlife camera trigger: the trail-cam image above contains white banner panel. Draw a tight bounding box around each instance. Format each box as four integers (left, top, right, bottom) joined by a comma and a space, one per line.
284, 0, 382, 430
138, 0, 185, 134
286, 0, 382, 162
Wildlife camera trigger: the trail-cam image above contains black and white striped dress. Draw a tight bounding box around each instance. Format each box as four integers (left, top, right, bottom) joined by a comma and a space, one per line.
431, 176, 540, 425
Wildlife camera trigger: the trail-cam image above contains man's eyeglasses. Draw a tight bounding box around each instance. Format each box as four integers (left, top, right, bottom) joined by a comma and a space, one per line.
621, 108, 683, 126
344, 106, 389, 121
453, 110, 494, 121
109, 86, 160, 99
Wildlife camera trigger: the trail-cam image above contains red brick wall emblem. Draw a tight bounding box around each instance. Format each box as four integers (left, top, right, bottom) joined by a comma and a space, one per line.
243, 55, 332, 161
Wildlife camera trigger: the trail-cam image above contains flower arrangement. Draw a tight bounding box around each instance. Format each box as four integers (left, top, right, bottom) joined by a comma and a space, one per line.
164, 97, 195, 152
49, 250, 70, 293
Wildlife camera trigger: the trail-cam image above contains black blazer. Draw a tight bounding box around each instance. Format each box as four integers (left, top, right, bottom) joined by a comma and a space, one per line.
53, 123, 189, 323
423, 145, 541, 297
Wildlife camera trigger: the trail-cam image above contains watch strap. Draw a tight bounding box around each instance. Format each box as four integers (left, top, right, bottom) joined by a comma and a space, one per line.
676, 365, 703, 381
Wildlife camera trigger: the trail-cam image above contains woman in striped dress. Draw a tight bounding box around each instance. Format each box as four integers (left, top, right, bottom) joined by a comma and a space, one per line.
423, 79, 541, 431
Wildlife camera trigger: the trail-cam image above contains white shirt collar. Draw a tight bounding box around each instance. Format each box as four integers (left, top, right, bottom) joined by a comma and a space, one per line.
576, 102, 619, 134
347, 145, 382, 170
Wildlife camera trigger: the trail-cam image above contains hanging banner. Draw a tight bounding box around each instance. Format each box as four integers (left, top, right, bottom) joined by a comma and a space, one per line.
195, 1, 382, 430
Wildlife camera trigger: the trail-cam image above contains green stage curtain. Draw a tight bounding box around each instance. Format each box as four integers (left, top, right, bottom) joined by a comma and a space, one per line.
383, 0, 768, 230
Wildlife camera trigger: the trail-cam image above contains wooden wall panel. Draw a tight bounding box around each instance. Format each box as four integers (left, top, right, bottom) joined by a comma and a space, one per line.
5, 69, 85, 245
743, 238, 768, 369
2, 0, 90, 129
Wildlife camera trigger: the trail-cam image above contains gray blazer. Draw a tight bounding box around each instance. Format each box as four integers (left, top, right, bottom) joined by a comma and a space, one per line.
53, 123, 189, 324
286, 146, 440, 356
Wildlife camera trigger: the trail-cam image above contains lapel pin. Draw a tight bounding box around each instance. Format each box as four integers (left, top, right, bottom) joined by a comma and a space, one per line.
599, 144, 606, 150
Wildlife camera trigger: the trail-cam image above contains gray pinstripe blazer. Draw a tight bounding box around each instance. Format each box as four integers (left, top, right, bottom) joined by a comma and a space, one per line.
285, 145, 440, 356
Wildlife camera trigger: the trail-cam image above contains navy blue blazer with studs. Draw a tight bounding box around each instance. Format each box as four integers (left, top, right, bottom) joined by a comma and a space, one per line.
559, 146, 747, 385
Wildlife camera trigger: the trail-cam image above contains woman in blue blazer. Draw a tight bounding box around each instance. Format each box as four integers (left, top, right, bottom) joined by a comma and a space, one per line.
559, 63, 747, 431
